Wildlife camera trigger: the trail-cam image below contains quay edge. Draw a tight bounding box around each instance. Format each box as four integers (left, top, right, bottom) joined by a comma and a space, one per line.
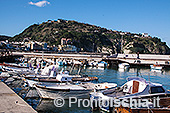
0, 81, 37, 113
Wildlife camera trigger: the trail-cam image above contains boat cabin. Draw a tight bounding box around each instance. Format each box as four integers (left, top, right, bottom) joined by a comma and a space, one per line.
102, 77, 169, 98
122, 77, 147, 94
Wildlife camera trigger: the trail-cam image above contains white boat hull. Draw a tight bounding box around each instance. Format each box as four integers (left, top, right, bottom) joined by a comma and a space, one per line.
35, 86, 91, 99
26, 79, 38, 87
118, 63, 130, 69
150, 65, 162, 70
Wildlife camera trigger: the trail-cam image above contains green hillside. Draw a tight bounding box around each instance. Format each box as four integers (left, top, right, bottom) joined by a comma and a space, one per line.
9, 19, 170, 54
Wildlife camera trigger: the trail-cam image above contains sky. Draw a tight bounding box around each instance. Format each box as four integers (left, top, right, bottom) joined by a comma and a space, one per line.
0, 0, 170, 46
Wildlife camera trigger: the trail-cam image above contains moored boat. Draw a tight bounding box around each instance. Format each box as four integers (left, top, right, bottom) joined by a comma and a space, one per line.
25, 68, 98, 87
97, 61, 108, 68
35, 83, 92, 99
35, 82, 117, 99
0, 72, 11, 81
118, 63, 130, 69
150, 62, 163, 70
90, 77, 170, 112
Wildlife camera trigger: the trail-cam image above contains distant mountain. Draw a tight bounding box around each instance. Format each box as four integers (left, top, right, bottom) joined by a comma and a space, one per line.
9, 19, 170, 54
0, 35, 12, 41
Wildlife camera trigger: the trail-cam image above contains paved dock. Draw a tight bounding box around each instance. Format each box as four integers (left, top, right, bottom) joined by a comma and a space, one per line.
0, 81, 37, 113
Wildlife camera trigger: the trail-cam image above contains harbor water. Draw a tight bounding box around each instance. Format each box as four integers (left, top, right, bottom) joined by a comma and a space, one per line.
6, 66, 170, 113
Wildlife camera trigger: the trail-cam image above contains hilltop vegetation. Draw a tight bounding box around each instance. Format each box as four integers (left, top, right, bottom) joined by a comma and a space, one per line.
9, 19, 170, 54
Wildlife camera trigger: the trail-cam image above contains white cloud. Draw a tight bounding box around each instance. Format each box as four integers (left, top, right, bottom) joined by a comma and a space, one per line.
29, 1, 50, 7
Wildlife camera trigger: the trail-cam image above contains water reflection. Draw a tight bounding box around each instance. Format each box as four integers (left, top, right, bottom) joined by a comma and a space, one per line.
84, 66, 170, 89
36, 99, 98, 113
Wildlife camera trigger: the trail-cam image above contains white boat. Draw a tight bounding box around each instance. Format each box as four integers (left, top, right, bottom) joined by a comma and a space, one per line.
2, 66, 35, 75
25, 68, 92, 88
0, 72, 11, 77
25, 70, 73, 88
35, 82, 117, 99
25, 65, 56, 79
150, 64, 163, 70
118, 63, 130, 69
73, 60, 82, 65
6, 63, 28, 68
151, 69, 162, 73
97, 61, 108, 68
26, 79, 38, 87
90, 77, 170, 112
79, 82, 117, 90
89, 61, 98, 67
40, 65, 58, 75
35, 83, 91, 99
0, 72, 11, 81
94, 82, 117, 90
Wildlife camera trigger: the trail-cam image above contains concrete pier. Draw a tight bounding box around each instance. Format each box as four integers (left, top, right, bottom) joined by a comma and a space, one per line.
0, 81, 37, 113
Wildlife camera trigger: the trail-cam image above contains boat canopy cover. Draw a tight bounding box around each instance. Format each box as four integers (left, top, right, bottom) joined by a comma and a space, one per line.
127, 77, 146, 83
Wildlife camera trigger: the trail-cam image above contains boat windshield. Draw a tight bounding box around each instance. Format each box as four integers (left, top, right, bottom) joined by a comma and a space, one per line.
150, 86, 165, 94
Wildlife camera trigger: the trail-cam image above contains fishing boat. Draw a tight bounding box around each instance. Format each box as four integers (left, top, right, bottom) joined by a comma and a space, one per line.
26, 76, 98, 88
118, 63, 130, 69
34, 68, 98, 82
24, 65, 59, 79
35, 83, 92, 99
97, 61, 108, 68
90, 77, 170, 112
0, 72, 11, 81
0, 62, 28, 68
25, 67, 98, 87
73, 60, 83, 65
35, 82, 117, 99
2, 66, 35, 75
25, 72, 73, 87
150, 62, 163, 70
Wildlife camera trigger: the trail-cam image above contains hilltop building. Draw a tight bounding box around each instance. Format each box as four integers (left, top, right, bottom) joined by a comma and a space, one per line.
142, 33, 149, 37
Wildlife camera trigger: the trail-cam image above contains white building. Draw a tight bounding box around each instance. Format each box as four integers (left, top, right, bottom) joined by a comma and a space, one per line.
142, 33, 148, 37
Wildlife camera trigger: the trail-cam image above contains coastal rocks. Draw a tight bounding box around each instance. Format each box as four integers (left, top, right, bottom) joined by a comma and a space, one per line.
122, 42, 170, 54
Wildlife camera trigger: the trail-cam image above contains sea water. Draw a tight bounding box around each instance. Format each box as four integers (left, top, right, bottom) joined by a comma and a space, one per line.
7, 66, 170, 113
